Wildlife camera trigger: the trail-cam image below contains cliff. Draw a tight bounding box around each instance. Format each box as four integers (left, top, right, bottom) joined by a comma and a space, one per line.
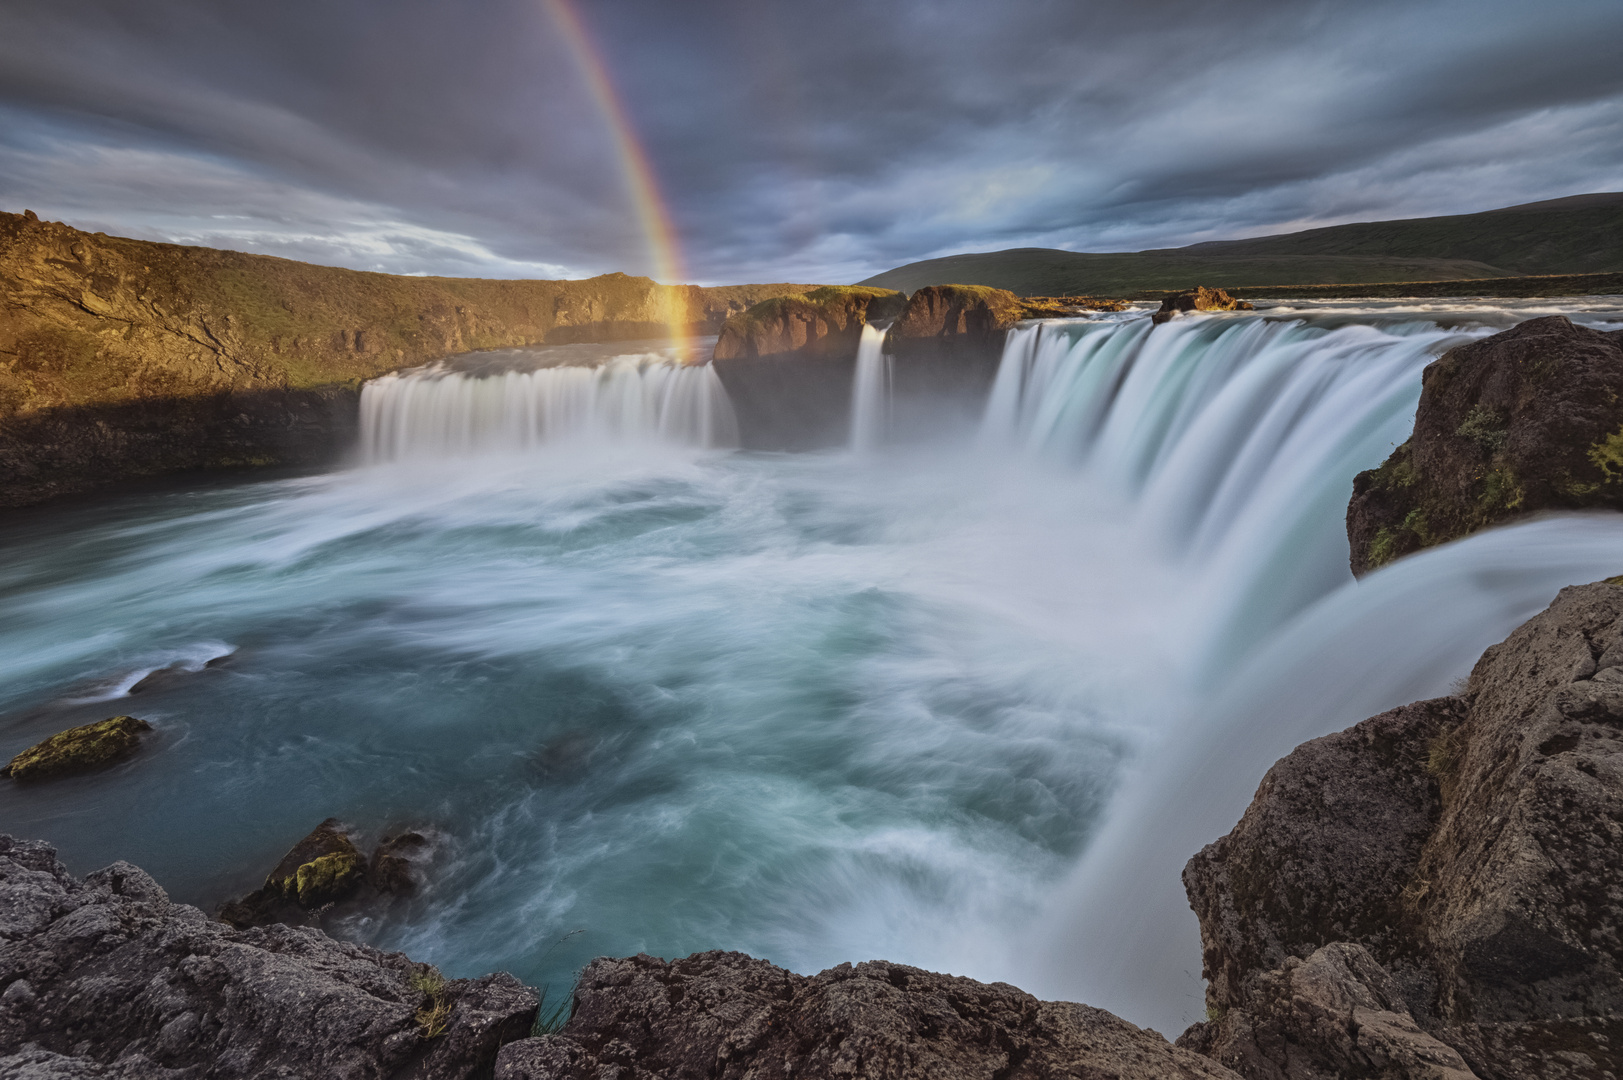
1347, 317, 1623, 574
0, 209, 815, 505
1181, 580, 1623, 1079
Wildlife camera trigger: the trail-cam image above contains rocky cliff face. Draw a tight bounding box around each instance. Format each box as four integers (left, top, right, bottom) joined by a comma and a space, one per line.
711, 286, 904, 361
1181, 580, 1623, 1079
1347, 316, 1623, 574
0, 210, 814, 505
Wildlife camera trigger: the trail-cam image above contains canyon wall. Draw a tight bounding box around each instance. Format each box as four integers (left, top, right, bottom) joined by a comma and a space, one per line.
0, 210, 814, 505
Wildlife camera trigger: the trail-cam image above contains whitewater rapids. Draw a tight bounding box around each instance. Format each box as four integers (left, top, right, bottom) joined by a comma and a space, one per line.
0, 299, 1620, 1037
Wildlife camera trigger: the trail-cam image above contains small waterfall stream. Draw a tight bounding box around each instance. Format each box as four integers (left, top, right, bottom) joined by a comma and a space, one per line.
849, 323, 891, 452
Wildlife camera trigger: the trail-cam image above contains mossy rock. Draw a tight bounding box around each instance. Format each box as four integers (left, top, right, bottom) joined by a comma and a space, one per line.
3, 715, 152, 782
290, 850, 365, 906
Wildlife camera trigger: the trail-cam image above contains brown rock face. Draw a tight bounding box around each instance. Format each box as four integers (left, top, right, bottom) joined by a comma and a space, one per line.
218, 819, 433, 929
497, 951, 1241, 1080
1151, 287, 1254, 324
711, 286, 904, 361
0, 210, 815, 506
888, 283, 1026, 342
1347, 316, 1623, 574
1181, 581, 1623, 1079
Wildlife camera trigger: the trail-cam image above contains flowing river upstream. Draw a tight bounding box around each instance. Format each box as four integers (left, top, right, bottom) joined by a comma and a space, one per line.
3, 298, 1622, 1034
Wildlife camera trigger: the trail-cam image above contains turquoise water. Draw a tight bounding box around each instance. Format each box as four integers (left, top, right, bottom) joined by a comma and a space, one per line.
3, 299, 1622, 1025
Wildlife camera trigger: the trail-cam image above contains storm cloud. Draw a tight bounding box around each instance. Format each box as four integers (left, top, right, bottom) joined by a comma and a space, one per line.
1, 0, 1620, 283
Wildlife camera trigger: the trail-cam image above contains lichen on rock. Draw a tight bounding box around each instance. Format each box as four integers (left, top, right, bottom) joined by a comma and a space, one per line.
2, 714, 151, 782
1348, 316, 1623, 574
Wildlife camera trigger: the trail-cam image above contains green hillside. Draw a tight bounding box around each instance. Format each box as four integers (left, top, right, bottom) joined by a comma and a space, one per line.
858, 192, 1623, 295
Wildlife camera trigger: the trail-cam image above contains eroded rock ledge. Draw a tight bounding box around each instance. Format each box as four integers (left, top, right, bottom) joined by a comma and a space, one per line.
1182, 580, 1623, 1079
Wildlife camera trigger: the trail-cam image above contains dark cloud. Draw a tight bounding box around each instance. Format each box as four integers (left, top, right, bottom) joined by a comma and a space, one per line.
1, 0, 1619, 283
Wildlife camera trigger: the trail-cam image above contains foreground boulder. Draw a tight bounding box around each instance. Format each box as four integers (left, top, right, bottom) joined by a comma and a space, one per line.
1151, 287, 1254, 324
1348, 316, 1623, 574
2, 715, 151, 782
1181, 580, 1623, 1079
497, 950, 1240, 1079
0, 835, 537, 1078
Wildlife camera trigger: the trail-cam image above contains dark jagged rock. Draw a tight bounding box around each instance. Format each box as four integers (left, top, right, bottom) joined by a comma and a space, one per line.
1348, 316, 1623, 574
496, 950, 1240, 1080
219, 819, 432, 929
0, 835, 538, 1079
1151, 286, 1254, 324
2, 715, 151, 782
1180, 580, 1623, 1079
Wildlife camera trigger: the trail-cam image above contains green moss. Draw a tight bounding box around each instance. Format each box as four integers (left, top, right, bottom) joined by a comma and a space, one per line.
3, 715, 152, 782
409, 966, 452, 1039
1455, 404, 1508, 454
1477, 466, 1524, 512
1589, 425, 1623, 482
289, 850, 364, 906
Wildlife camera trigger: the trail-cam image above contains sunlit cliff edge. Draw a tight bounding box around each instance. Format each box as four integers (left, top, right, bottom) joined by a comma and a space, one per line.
0, 209, 818, 506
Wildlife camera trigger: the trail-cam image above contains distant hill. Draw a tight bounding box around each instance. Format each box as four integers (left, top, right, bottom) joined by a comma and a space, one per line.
858, 193, 1623, 295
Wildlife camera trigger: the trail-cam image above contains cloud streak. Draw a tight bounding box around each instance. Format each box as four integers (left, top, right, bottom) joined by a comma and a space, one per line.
1, 0, 1619, 284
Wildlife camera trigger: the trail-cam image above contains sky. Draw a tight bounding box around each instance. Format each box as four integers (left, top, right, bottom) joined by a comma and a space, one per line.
1, 0, 1621, 286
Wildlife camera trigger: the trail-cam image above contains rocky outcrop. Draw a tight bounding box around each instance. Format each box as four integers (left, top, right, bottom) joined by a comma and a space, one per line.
0, 209, 816, 505
1348, 316, 1623, 574
0, 834, 537, 1078
2, 715, 151, 782
219, 819, 432, 930
710, 287, 905, 450
1180, 580, 1623, 1079
495, 950, 1240, 1080
711, 286, 904, 361
1152, 286, 1254, 324
887, 284, 1026, 344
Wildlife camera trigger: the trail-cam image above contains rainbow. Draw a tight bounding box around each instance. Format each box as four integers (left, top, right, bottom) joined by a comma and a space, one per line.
541, 0, 688, 292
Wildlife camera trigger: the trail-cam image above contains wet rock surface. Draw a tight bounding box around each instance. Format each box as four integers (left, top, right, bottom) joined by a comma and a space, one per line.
1347, 315, 1623, 574
1181, 580, 1623, 1079
497, 950, 1240, 1080
2, 715, 152, 783
0, 835, 538, 1079
711, 286, 903, 361
218, 819, 432, 930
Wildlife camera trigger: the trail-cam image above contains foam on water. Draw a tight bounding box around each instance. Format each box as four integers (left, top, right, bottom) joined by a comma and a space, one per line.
2, 300, 1620, 1032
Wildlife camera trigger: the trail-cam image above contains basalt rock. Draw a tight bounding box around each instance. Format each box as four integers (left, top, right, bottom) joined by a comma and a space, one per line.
1151, 286, 1254, 324
218, 819, 432, 929
1180, 580, 1623, 1079
2, 715, 152, 782
0, 209, 816, 506
0, 835, 538, 1079
1347, 316, 1623, 574
496, 950, 1241, 1080
887, 283, 1026, 343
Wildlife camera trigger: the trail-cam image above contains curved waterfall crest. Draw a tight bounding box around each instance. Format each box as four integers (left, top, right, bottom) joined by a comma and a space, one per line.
359, 354, 739, 461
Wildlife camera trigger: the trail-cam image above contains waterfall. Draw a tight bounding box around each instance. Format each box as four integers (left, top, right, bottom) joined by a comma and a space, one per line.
849, 323, 891, 452
359, 355, 739, 461
980, 313, 1482, 674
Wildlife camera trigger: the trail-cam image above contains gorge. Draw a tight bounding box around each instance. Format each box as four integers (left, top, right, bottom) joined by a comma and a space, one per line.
3, 232, 1623, 1077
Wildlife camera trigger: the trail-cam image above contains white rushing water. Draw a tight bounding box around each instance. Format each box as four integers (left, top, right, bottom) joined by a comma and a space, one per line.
849, 323, 891, 452
2, 299, 1621, 1039
359, 353, 738, 461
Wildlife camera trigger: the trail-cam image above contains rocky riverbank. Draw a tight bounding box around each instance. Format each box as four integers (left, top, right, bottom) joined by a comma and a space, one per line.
0, 210, 815, 506
8, 581, 1623, 1078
